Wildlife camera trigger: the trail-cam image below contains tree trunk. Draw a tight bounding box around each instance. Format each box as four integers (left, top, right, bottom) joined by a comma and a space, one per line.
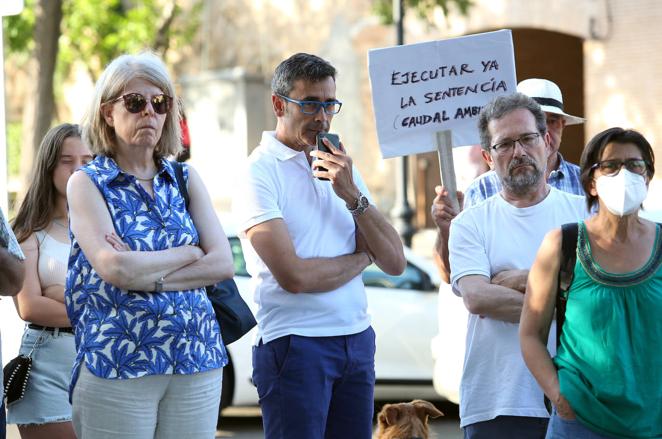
152, 1, 178, 57
18, 0, 63, 196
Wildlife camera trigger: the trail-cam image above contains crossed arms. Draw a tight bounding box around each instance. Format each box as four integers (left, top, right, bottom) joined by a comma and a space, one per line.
246, 144, 405, 294
247, 205, 405, 294
67, 166, 233, 292
456, 269, 529, 323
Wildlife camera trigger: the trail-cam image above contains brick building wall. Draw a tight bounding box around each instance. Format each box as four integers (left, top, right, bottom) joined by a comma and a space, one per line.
435, 0, 661, 171
584, 0, 662, 150
411, 0, 662, 227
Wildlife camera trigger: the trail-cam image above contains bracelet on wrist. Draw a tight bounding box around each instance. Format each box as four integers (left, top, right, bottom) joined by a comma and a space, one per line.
347, 191, 370, 217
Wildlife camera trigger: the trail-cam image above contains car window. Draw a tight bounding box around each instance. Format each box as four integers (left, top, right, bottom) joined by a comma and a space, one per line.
228, 237, 249, 277
362, 262, 433, 291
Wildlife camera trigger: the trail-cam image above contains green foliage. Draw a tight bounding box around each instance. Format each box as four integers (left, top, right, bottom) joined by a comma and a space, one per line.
6, 122, 22, 177
61, 0, 154, 79
2, 0, 36, 54
2, 0, 202, 179
3, 0, 202, 80
373, 0, 473, 25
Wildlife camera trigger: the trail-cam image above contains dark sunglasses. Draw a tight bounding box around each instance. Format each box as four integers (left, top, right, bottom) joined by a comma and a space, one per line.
106, 93, 173, 115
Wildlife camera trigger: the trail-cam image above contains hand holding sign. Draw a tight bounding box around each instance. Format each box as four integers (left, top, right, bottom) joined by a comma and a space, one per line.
368, 29, 516, 210
368, 29, 516, 159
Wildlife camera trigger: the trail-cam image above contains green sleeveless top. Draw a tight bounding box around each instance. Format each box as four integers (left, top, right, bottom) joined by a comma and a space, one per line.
554, 221, 662, 438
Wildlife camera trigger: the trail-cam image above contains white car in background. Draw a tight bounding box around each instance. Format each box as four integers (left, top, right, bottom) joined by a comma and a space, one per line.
219, 231, 445, 413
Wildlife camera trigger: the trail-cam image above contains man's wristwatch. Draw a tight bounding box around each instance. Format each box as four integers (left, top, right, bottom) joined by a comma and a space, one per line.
347, 191, 370, 217
155, 276, 165, 292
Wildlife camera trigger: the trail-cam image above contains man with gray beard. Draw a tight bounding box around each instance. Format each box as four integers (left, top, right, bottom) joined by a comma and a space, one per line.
448, 93, 589, 438
432, 79, 584, 284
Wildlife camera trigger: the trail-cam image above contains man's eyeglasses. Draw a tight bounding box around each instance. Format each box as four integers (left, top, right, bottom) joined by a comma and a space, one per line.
277, 94, 342, 115
491, 133, 541, 156
590, 159, 649, 177
106, 93, 173, 115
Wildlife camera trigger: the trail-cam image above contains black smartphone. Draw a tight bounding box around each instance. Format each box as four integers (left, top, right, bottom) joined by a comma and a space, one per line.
314, 133, 340, 180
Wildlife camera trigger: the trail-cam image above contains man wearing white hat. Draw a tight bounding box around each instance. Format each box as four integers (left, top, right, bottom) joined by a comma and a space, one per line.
431, 78, 585, 283
516, 79, 585, 197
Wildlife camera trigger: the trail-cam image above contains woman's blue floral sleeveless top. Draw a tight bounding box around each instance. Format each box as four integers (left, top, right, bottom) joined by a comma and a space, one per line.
65, 156, 227, 396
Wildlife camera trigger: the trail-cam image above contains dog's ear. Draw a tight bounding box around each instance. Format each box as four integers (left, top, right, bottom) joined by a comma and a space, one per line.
412, 400, 444, 423
378, 404, 402, 426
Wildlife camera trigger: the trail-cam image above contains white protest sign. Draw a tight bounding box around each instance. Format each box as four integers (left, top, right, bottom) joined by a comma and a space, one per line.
368, 29, 516, 159
0, 0, 24, 16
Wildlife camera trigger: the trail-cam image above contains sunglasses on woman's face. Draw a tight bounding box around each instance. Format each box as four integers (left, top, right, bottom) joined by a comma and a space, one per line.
106, 93, 173, 115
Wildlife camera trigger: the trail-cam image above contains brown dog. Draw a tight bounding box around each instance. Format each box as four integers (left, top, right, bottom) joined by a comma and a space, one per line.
374, 399, 444, 439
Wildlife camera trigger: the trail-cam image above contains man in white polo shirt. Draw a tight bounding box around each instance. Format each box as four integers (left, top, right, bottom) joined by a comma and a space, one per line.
233, 53, 405, 439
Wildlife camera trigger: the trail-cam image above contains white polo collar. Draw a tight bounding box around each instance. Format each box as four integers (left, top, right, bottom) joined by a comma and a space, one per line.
260, 131, 305, 162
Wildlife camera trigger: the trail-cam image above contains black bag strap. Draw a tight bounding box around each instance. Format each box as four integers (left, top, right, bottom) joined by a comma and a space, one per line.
170, 161, 190, 209
556, 222, 579, 348
170, 160, 256, 345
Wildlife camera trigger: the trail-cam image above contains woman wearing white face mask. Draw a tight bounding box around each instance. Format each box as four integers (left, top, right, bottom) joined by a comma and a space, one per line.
520, 127, 662, 439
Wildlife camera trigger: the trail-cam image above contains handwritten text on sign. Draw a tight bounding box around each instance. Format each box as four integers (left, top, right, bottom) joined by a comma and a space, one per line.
368, 30, 516, 159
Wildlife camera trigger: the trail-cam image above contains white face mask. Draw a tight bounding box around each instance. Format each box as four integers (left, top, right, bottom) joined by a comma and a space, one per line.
595, 169, 648, 217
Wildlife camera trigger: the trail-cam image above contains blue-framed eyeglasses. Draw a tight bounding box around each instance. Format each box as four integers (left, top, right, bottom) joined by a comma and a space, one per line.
276, 94, 342, 115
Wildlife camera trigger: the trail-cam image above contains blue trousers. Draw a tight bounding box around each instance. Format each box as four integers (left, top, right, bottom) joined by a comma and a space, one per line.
546, 410, 613, 439
252, 327, 376, 439
464, 415, 549, 439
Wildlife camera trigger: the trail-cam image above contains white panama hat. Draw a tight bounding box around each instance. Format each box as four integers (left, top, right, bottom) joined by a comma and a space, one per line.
517, 78, 585, 126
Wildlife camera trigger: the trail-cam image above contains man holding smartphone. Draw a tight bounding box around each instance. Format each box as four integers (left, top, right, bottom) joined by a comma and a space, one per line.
233, 53, 405, 439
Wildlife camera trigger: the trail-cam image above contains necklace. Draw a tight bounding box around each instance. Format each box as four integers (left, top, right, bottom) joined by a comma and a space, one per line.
117, 163, 158, 182
133, 175, 156, 182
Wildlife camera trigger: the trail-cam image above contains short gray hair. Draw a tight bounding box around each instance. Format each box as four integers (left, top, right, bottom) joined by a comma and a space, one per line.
271, 53, 336, 96
478, 93, 547, 151
82, 52, 181, 159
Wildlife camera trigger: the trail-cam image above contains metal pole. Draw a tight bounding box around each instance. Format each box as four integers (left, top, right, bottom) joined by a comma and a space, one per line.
390, 0, 415, 247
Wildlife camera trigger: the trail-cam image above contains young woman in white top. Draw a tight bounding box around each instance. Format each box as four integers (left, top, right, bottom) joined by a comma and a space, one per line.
8, 123, 93, 439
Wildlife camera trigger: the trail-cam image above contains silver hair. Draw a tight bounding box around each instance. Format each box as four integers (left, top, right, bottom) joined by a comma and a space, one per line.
82, 51, 181, 159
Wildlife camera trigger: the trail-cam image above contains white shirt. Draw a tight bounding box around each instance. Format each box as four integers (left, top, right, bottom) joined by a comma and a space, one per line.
35, 231, 69, 289
449, 187, 589, 427
233, 131, 372, 344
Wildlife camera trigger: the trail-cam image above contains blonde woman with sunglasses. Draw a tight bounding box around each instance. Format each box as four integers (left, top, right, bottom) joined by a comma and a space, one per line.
66, 52, 233, 439
8, 123, 92, 439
